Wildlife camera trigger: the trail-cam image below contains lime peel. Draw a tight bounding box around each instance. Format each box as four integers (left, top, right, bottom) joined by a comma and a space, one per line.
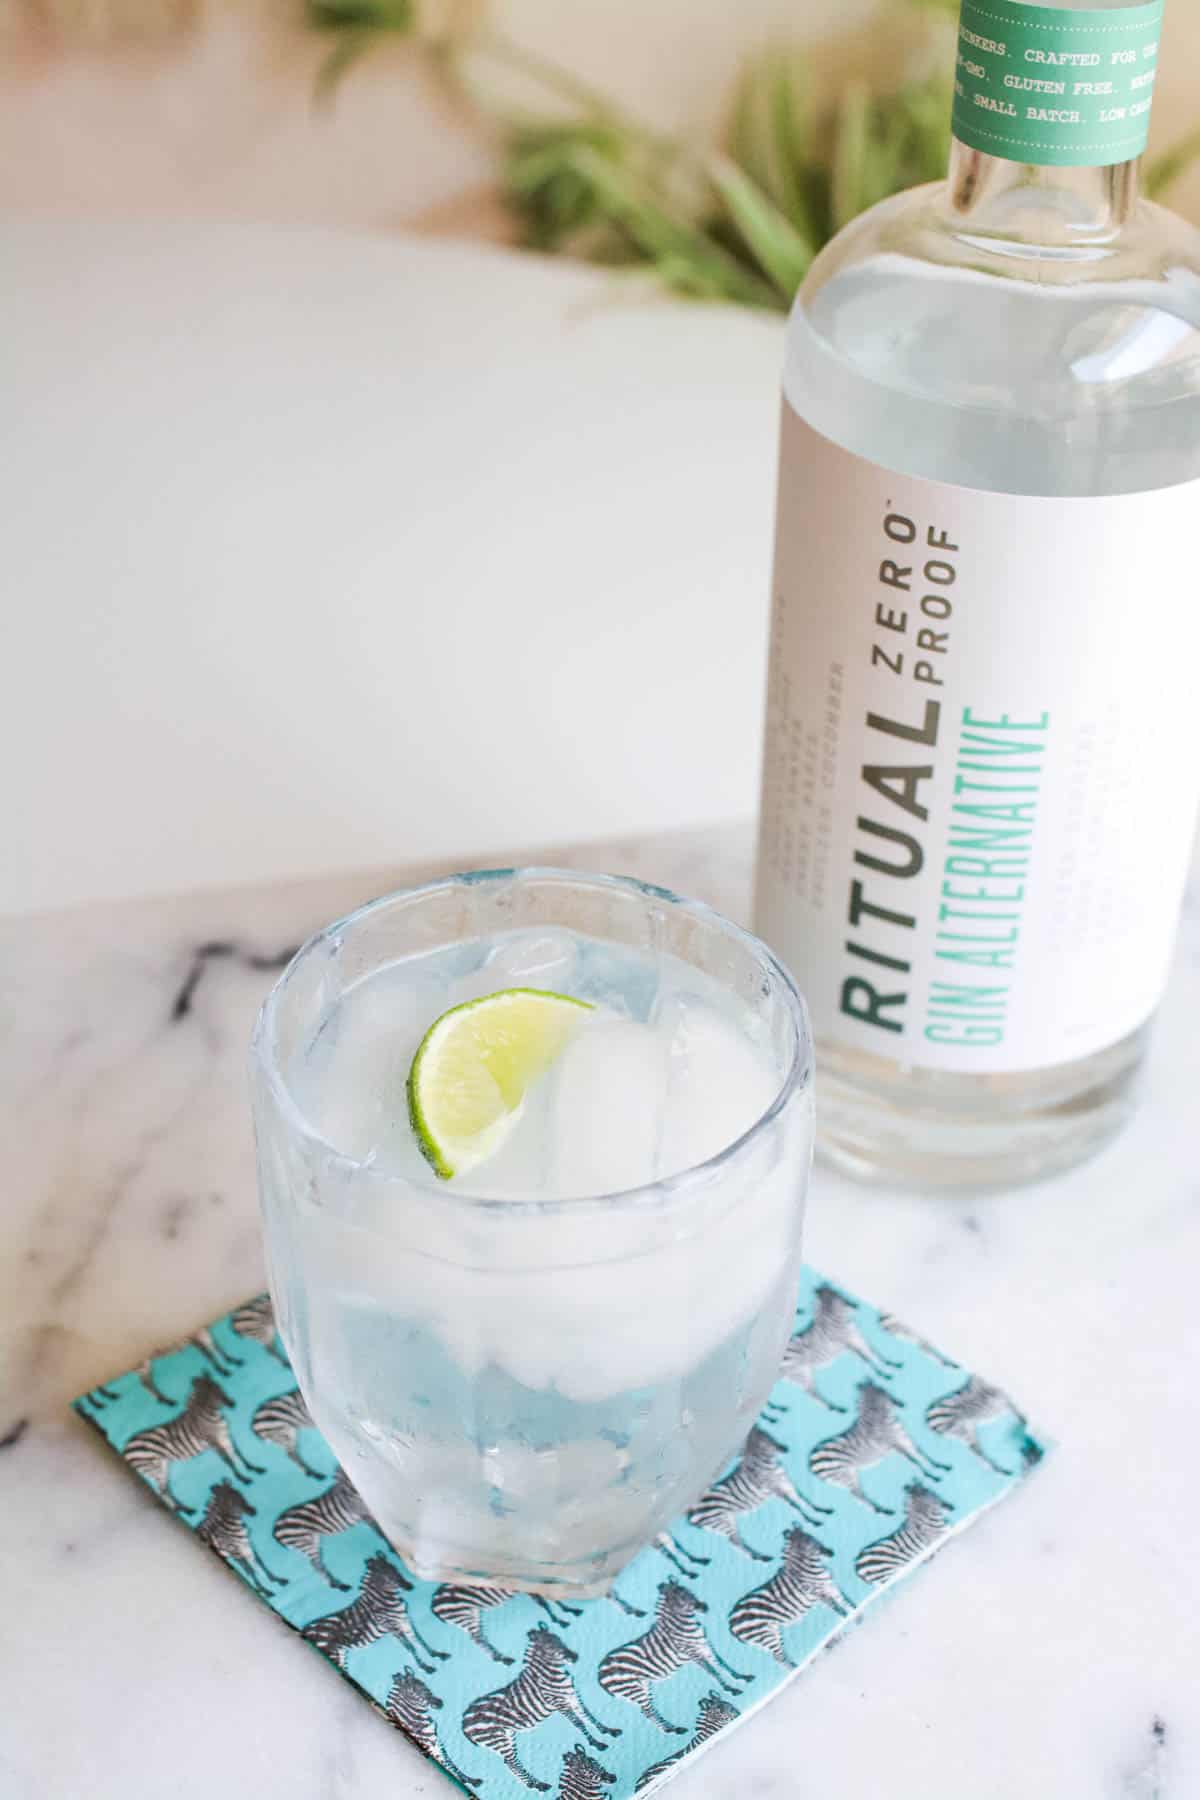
407, 987, 594, 1180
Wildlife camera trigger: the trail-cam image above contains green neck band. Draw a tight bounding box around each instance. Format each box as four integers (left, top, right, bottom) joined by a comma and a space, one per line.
952, 0, 1164, 168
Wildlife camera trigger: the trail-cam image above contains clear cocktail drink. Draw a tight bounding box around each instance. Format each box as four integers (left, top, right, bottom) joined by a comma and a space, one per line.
251, 870, 813, 1595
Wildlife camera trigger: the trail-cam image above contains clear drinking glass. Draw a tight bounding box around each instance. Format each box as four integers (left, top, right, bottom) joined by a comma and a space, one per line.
250, 869, 814, 1596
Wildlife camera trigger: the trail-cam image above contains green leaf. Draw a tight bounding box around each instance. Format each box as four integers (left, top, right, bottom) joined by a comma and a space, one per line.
765, 52, 816, 232
729, 54, 771, 193
706, 151, 813, 299
307, 0, 416, 99
728, 46, 816, 243
563, 144, 786, 309
504, 123, 630, 250
312, 32, 371, 102
831, 81, 871, 232
307, 0, 415, 29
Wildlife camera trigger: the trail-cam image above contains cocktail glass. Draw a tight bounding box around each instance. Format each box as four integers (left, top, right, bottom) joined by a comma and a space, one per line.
250, 868, 813, 1596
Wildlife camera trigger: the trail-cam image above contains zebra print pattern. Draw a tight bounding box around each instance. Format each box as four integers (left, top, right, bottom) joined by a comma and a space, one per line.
187, 1324, 242, 1375
926, 1375, 1021, 1473
427, 1585, 586, 1666
385, 1670, 481, 1791
229, 1294, 288, 1364
766, 1284, 902, 1416
537, 1595, 585, 1627
809, 1381, 951, 1514
78, 1272, 1044, 1800
431, 1584, 517, 1664
598, 1581, 751, 1735
251, 1387, 323, 1478
122, 1374, 262, 1510
463, 1627, 621, 1792
125, 1325, 243, 1409
194, 1480, 285, 1597
635, 1694, 739, 1792
663, 1425, 831, 1571
301, 1551, 448, 1673
557, 1745, 616, 1800
729, 1527, 851, 1665
132, 1358, 174, 1406
855, 1483, 953, 1585
877, 1310, 960, 1369
273, 1465, 375, 1589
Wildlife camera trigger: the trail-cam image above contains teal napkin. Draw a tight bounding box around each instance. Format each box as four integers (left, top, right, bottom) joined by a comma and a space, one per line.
74, 1268, 1044, 1797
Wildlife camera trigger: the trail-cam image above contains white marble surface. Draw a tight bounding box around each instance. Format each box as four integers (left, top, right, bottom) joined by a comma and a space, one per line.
2, 824, 1196, 1799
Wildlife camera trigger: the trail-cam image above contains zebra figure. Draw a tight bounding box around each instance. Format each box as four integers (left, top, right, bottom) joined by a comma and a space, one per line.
558, 1745, 616, 1800
385, 1670, 481, 1792
877, 1310, 960, 1369
635, 1694, 740, 1792
195, 1480, 286, 1597
537, 1595, 585, 1627
765, 1285, 902, 1418
855, 1482, 953, 1586
653, 1532, 707, 1581
132, 1325, 242, 1409
302, 1552, 447, 1674
809, 1381, 950, 1514
132, 1359, 175, 1406
122, 1374, 263, 1510
431, 1584, 517, 1665
251, 1387, 323, 1478
272, 1465, 376, 1589
463, 1627, 621, 1792
429, 1584, 584, 1666
598, 1581, 752, 1735
188, 1324, 242, 1374
229, 1294, 289, 1365
729, 1527, 851, 1665
661, 1426, 831, 1572
926, 1375, 1022, 1474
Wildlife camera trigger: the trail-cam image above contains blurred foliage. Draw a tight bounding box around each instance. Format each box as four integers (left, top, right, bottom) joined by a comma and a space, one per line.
307, 0, 1200, 312
307, 0, 417, 100
501, 54, 957, 311
1145, 126, 1200, 202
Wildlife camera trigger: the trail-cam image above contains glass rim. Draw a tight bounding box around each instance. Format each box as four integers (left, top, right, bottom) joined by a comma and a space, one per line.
250, 866, 813, 1215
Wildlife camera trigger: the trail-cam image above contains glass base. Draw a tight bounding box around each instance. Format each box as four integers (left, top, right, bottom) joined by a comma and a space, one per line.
388, 1540, 639, 1602
814, 1026, 1147, 1194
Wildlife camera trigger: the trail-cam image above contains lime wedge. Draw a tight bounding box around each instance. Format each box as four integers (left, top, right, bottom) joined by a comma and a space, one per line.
407, 987, 593, 1180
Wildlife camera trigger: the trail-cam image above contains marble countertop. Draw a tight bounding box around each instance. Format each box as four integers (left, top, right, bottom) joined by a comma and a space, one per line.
3, 824, 1195, 1800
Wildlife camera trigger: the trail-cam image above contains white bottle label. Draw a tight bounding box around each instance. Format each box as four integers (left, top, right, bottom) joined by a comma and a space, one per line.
756, 405, 1200, 1073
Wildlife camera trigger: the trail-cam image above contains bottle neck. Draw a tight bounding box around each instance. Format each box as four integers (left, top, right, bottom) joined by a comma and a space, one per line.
947, 136, 1140, 243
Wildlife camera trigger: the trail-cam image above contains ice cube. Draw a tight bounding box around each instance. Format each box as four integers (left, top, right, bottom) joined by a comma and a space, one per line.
445, 930, 579, 1008
654, 993, 779, 1180
547, 1017, 670, 1197
293, 970, 434, 1161
460, 1068, 554, 1199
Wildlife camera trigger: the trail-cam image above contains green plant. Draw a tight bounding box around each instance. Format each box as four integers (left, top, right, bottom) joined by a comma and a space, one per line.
309, 0, 1200, 312
307, 0, 418, 100
500, 50, 956, 312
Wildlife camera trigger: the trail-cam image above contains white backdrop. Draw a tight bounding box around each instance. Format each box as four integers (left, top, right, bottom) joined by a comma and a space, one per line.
6, 216, 783, 913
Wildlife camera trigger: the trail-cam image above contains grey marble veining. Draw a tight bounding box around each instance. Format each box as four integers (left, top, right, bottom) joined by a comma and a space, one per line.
2, 823, 1196, 1799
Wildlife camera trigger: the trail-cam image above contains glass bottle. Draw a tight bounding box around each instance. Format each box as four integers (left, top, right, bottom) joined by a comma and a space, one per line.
755, 0, 1200, 1187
